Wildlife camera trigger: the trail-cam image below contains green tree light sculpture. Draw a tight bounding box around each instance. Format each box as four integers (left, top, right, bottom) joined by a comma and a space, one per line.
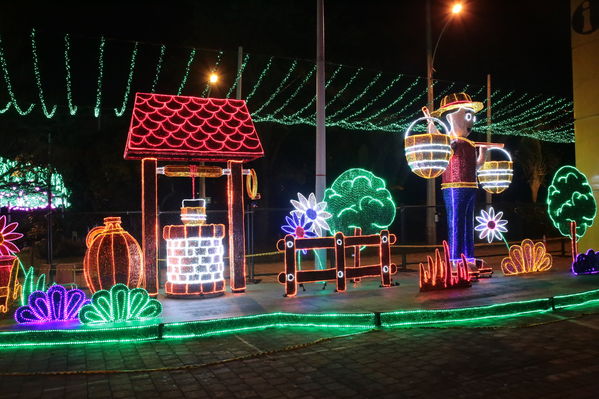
324, 168, 396, 236
547, 165, 597, 261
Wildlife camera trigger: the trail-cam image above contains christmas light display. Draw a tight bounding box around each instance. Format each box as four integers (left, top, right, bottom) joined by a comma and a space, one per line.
419, 241, 471, 291
93, 36, 105, 117
151, 44, 166, 93
501, 239, 552, 276
2, 288, 599, 347
163, 199, 226, 297
477, 147, 513, 194
0, 30, 574, 143
0, 33, 35, 115
19, 265, 46, 307
83, 217, 143, 293
225, 54, 250, 98
79, 283, 162, 324
63, 34, 77, 115
177, 48, 196, 95
31, 29, 57, 118
0, 216, 23, 255
253, 60, 298, 114
277, 230, 397, 296
474, 207, 508, 243
114, 42, 139, 117
15, 285, 89, 324
324, 169, 396, 236
404, 117, 452, 179
572, 249, 599, 275
125, 94, 264, 161
546, 166, 596, 262
245, 56, 273, 102
125, 93, 264, 294
0, 217, 22, 313
0, 255, 19, 313
0, 157, 71, 210
290, 193, 331, 236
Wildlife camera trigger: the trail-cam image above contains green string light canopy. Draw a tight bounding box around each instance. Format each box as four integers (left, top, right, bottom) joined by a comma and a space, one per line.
0, 29, 574, 143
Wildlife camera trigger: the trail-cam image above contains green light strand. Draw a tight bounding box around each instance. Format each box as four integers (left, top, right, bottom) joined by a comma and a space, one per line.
327, 72, 382, 120
253, 60, 298, 115
202, 50, 224, 97
357, 78, 422, 124
177, 48, 196, 95
324, 67, 363, 111
341, 74, 404, 122
151, 44, 166, 93
30, 29, 57, 118
267, 65, 316, 117
63, 34, 77, 115
0, 101, 10, 113
0, 34, 34, 115
283, 64, 343, 121
246, 56, 273, 102
494, 93, 543, 118
114, 42, 139, 117
93, 36, 105, 118
226, 54, 250, 98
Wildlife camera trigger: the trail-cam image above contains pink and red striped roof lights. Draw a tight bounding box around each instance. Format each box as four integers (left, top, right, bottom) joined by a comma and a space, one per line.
124, 93, 264, 162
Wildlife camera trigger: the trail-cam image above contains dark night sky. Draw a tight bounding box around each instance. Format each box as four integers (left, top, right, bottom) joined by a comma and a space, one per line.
0, 0, 572, 95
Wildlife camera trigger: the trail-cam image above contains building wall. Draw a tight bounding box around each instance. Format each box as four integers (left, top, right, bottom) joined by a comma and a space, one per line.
571, 0, 599, 250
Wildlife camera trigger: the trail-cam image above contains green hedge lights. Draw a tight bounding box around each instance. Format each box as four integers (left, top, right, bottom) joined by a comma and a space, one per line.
1, 288, 599, 349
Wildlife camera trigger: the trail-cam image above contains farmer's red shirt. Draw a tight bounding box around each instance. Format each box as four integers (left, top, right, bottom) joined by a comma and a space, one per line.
441, 138, 478, 189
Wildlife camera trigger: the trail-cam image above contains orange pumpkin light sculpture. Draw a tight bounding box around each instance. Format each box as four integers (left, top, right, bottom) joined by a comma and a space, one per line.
83, 217, 144, 293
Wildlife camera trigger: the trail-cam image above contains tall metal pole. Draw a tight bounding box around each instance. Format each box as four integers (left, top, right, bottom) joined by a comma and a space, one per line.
47, 131, 54, 282
486, 73, 492, 206
425, 0, 436, 244
315, 0, 326, 268
236, 46, 243, 100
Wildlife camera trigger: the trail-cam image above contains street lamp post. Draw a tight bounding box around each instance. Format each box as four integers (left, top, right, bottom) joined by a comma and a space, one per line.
425, 0, 462, 244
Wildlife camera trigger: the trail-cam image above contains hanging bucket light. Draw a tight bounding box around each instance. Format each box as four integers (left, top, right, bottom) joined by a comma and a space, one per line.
404, 116, 452, 179
477, 147, 513, 194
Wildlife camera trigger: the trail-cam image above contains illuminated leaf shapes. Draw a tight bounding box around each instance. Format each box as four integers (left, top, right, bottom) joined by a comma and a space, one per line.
15, 285, 89, 324
501, 239, 552, 276
572, 249, 599, 275
79, 283, 162, 324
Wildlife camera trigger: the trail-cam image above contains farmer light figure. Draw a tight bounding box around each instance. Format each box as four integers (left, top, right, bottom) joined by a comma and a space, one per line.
428, 93, 504, 268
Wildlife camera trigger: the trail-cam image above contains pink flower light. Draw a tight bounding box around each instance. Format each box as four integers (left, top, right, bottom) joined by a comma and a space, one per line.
0, 215, 23, 255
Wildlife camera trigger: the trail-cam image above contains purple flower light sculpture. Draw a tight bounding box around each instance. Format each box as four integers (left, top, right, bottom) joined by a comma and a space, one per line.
15, 285, 89, 324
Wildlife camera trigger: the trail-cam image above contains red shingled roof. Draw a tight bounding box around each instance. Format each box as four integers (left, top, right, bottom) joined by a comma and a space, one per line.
124, 93, 264, 162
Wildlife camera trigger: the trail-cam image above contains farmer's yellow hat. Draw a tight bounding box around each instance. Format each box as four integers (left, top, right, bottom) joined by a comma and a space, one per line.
430, 92, 484, 117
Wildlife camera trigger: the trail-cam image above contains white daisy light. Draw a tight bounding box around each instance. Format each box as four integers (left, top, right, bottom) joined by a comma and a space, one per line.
290, 193, 332, 237
475, 207, 508, 243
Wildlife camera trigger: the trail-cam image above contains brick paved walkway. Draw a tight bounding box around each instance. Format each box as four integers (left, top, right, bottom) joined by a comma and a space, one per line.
1, 308, 598, 398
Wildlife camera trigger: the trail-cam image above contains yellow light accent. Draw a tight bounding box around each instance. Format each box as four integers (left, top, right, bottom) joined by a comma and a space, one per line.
404, 133, 453, 179
441, 182, 478, 189
209, 73, 218, 84
452, 3, 463, 14
501, 239, 552, 276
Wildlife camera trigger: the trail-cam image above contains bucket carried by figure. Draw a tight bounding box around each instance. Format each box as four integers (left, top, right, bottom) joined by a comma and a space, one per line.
477, 147, 513, 194
404, 116, 453, 179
